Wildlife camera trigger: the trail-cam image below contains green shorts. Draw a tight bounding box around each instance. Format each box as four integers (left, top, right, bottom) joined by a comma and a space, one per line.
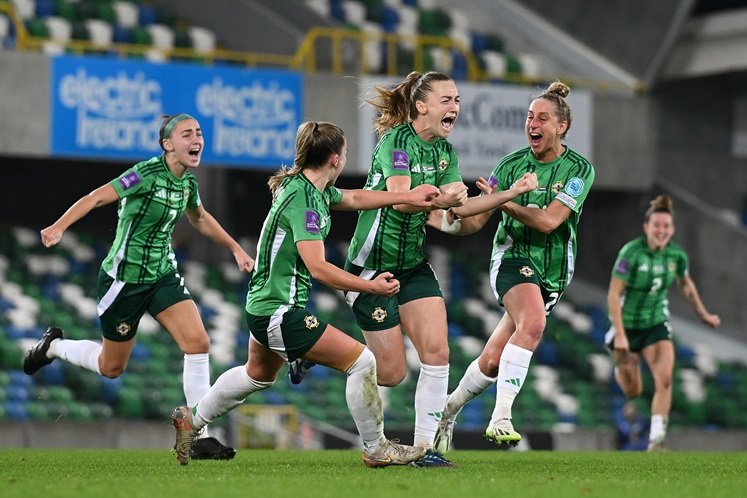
343, 260, 443, 331
245, 307, 328, 362
605, 322, 673, 353
491, 258, 563, 315
97, 269, 192, 342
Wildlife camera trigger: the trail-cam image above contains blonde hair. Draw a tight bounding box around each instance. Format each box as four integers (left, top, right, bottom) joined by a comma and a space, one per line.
533, 81, 572, 139
367, 71, 452, 137
267, 121, 345, 195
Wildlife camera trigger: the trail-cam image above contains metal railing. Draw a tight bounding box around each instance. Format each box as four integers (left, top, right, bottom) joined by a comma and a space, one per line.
1, 4, 485, 79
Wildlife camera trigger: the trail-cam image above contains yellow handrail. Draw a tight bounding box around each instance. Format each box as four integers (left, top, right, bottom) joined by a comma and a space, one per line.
0, 4, 639, 91
1, 5, 484, 79
291, 27, 485, 80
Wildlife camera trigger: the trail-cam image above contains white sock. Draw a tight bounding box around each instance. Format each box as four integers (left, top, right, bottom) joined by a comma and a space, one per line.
414, 363, 449, 448
193, 366, 273, 432
649, 414, 667, 444
184, 353, 211, 437
492, 343, 532, 422
50, 339, 102, 375
345, 348, 384, 452
444, 359, 496, 420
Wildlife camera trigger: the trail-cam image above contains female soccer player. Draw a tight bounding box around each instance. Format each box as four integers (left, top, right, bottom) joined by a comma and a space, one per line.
171, 121, 440, 467
430, 81, 596, 452
606, 194, 720, 451
25, 113, 253, 459
341, 71, 468, 454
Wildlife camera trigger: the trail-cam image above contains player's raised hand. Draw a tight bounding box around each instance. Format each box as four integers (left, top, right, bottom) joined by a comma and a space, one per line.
436, 183, 468, 208
40, 225, 64, 248
513, 172, 538, 195
475, 177, 496, 195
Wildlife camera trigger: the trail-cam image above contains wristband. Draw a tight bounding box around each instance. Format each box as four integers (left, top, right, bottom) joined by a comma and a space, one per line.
440, 210, 462, 234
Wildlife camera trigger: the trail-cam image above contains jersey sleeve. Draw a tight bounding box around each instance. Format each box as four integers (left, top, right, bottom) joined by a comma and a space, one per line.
285, 195, 325, 244
187, 176, 201, 209
554, 163, 595, 213
110, 166, 147, 198
486, 157, 509, 191
325, 185, 344, 206
611, 243, 635, 282
376, 133, 411, 179
677, 249, 689, 278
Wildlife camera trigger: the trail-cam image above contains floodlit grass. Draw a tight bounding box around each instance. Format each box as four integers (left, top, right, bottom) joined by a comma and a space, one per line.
1, 449, 746, 498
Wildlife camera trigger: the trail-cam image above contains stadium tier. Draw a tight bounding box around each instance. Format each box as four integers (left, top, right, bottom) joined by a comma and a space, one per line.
3, 225, 747, 434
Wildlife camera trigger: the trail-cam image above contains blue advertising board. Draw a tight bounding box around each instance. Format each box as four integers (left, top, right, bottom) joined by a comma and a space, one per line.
51, 55, 303, 168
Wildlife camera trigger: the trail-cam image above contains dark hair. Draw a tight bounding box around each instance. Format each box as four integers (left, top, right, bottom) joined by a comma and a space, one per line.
644, 194, 675, 222
532, 81, 572, 139
267, 121, 345, 195
367, 71, 453, 137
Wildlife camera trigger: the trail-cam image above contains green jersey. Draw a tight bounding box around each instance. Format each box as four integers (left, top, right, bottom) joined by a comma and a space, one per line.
247, 173, 343, 316
347, 122, 462, 271
489, 146, 594, 292
612, 236, 689, 329
102, 156, 200, 283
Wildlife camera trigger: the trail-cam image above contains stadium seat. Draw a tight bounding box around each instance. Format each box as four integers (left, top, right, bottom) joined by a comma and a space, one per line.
341, 0, 366, 25
187, 25, 214, 53
34, 0, 54, 17
145, 23, 173, 50
53, 0, 76, 22
136, 2, 155, 25
112, 0, 138, 28
85, 18, 113, 47
44, 15, 71, 42
25, 16, 49, 38
305, 0, 330, 18
12, 0, 36, 20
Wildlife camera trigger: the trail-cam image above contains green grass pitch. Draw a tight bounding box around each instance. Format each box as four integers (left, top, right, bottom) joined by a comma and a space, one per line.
1, 449, 745, 498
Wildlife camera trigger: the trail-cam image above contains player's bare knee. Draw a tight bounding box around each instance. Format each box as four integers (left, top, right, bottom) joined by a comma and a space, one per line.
99, 364, 125, 379
622, 385, 642, 399
376, 367, 406, 387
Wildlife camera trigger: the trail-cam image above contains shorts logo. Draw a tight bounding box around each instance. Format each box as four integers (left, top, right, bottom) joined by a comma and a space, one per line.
305, 210, 320, 234
304, 315, 320, 329
564, 177, 585, 197
371, 307, 388, 323
519, 266, 534, 277
116, 322, 131, 336
392, 150, 409, 170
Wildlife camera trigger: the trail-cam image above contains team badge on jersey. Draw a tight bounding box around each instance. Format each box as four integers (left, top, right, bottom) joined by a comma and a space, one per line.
564, 177, 585, 197
552, 181, 564, 194
118, 171, 141, 190
519, 266, 534, 277
304, 315, 320, 329
371, 307, 388, 323
392, 150, 409, 170
438, 157, 449, 173
305, 210, 320, 234
116, 322, 131, 336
